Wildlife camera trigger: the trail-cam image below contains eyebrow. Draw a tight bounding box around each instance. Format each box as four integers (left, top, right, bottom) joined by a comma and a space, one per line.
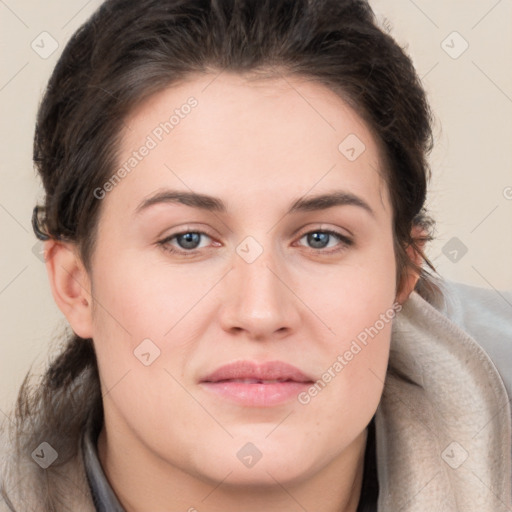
135, 189, 375, 218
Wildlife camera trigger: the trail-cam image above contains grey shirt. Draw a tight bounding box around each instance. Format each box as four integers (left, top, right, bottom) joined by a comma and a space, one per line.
81, 408, 125, 512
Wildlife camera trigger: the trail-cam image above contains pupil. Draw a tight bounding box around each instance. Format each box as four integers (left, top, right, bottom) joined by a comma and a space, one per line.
178, 232, 200, 249
308, 232, 329, 249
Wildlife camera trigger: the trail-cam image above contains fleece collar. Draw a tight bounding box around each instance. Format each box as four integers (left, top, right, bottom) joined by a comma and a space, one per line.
375, 290, 512, 511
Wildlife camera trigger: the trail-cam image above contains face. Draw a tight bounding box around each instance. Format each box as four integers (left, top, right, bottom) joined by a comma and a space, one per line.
87, 72, 398, 487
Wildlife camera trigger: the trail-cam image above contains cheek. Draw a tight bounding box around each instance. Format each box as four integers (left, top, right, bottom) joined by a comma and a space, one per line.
307, 307, 393, 405
307, 234, 397, 411
323, 232, 398, 336
90, 248, 205, 340
88, 249, 217, 405
296, 310, 392, 469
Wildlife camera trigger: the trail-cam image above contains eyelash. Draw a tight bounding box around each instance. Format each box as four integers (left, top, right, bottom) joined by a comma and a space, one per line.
157, 228, 353, 257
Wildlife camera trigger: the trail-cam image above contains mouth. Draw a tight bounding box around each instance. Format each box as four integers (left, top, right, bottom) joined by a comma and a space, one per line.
199, 360, 315, 407
210, 378, 301, 384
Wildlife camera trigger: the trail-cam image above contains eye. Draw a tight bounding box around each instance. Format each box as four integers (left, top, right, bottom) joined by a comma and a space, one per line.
158, 230, 216, 255
157, 227, 353, 257
296, 229, 353, 254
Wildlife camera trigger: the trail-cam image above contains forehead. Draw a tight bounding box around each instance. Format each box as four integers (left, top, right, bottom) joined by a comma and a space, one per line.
108, 72, 390, 219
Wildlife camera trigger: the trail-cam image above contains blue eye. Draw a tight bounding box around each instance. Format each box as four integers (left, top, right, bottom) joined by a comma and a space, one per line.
173, 232, 204, 250
159, 231, 212, 254
297, 230, 353, 253
158, 229, 353, 257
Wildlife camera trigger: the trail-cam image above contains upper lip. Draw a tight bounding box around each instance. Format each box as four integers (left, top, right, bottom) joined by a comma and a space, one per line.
200, 360, 314, 383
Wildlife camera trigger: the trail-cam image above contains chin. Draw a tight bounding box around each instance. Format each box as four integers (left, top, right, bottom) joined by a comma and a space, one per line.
203, 457, 315, 488
185, 436, 321, 489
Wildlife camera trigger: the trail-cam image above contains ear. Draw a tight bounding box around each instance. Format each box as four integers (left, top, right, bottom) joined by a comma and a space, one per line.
44, 239, 94, 339
395, 224, 427, 305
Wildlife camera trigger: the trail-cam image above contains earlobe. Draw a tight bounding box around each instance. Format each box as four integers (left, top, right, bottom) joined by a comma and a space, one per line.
44, 240, 94, 339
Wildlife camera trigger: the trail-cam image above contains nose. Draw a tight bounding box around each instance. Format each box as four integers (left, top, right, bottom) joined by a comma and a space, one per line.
218, 242, 301, 341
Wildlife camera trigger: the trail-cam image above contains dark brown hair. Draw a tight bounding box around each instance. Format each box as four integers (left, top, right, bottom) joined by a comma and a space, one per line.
4, 0, 440, 508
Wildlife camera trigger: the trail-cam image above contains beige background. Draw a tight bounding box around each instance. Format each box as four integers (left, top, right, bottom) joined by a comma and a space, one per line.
1, 1, 511, 415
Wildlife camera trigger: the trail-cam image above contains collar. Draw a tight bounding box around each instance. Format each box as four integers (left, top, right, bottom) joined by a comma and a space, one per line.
81, 407, 126, 512
374, 290, 512, 510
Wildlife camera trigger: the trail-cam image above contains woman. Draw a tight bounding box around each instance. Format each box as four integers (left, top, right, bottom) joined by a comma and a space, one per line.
1, 0, 511, 510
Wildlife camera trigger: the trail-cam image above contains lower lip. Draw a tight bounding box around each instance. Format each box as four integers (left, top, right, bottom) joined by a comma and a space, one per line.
200, 381, 312, 407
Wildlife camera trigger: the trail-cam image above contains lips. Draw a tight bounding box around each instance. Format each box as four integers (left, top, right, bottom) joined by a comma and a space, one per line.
200, 360, 314, 384
199, 360, 315, 407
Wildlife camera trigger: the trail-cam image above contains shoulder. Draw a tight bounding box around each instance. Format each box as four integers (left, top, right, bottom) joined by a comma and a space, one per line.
0, 416, 35, 512
0, 412, 95, 512
0, 418, 17, 512
430, 278, 512, 399
378, 279, 512, 510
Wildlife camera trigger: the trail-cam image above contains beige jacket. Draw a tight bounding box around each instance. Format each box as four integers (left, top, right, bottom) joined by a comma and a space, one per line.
1, 280, 511, 511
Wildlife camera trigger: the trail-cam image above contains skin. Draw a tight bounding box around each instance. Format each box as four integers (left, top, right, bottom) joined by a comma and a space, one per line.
45, 72, 421, 511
